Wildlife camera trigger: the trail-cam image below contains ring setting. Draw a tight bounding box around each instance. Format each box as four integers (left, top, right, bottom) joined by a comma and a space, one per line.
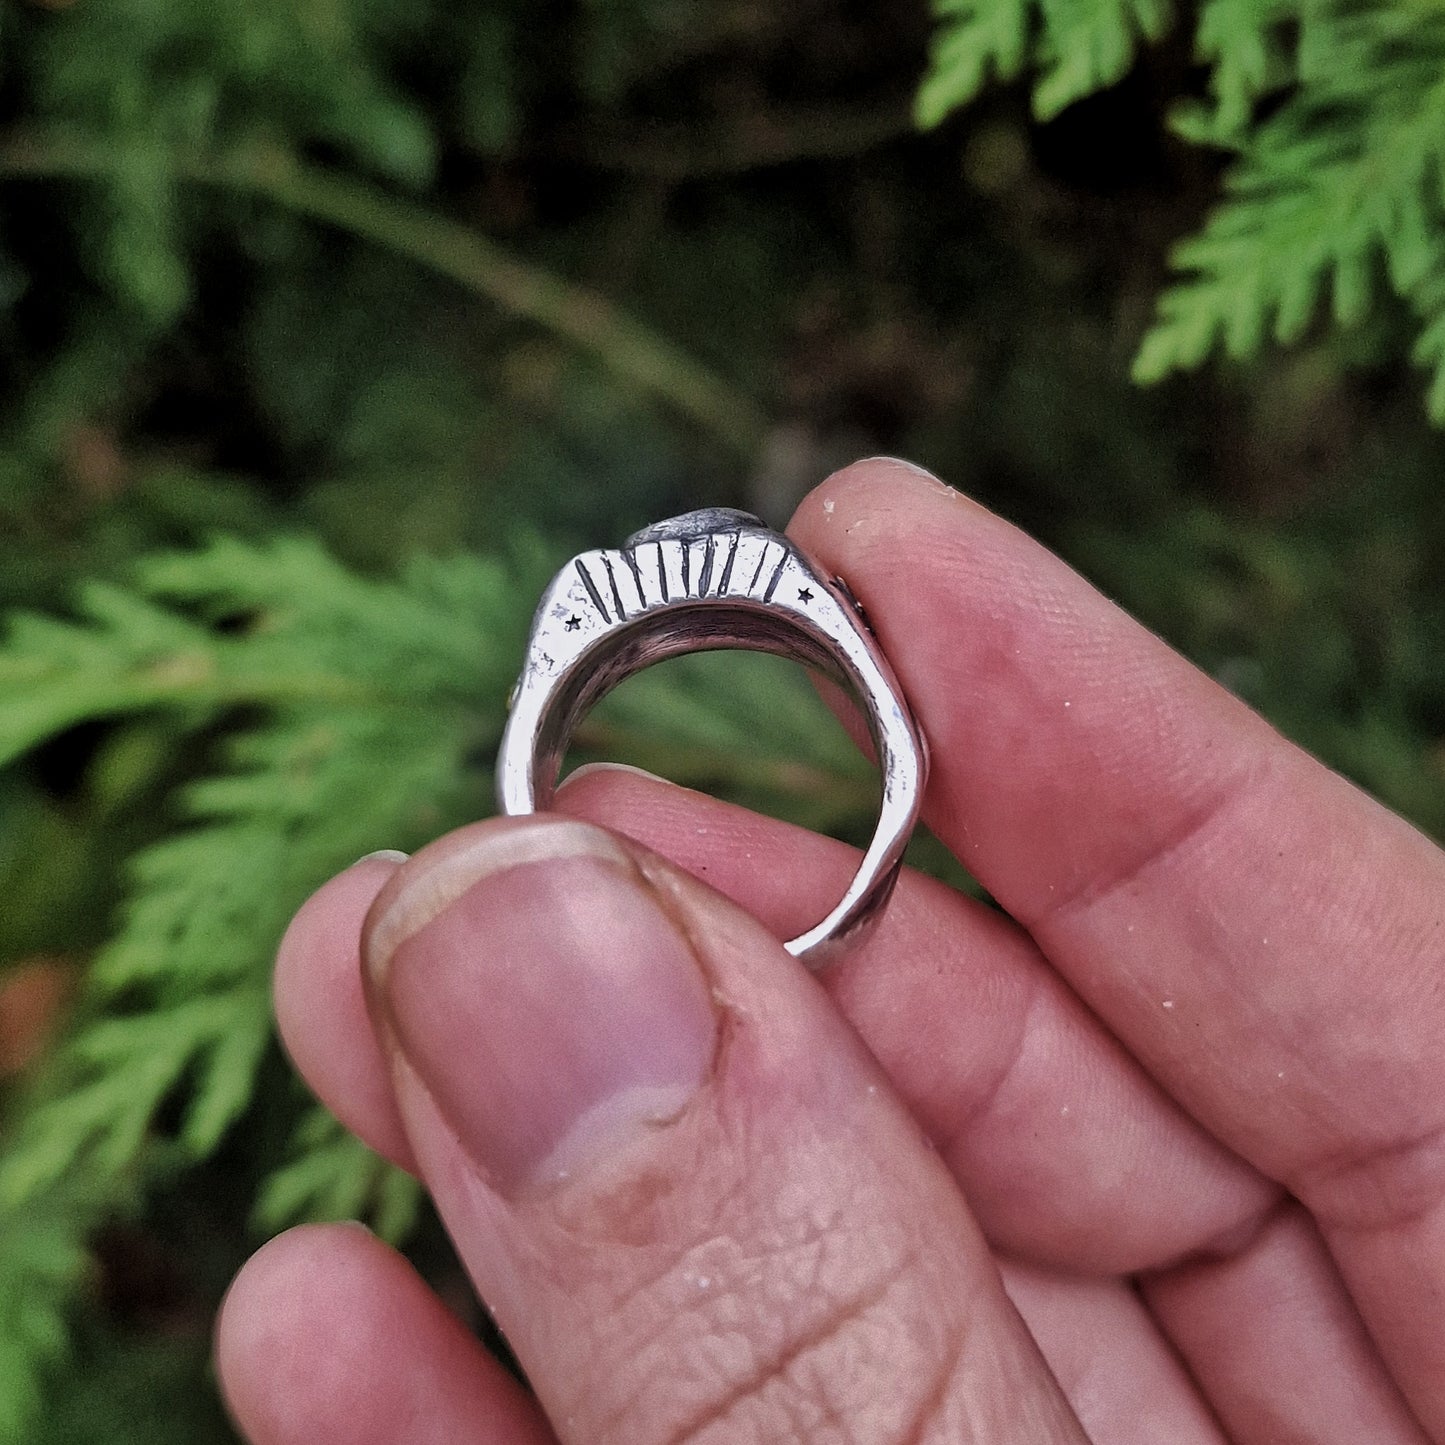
496, 507, 926, 965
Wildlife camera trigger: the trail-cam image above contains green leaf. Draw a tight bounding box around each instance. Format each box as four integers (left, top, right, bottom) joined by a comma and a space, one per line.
255, 1108, 420, 1243
1034, 0, 1172, 120
1408, 271, 1445, 422
0, 1204, 91, 1444
915, 0, 1032, 129
919, 0, 1445, 423
1193, 0, 1282, 136
1136, 12, 1445, 399
0, 534, 529, 1434
0, 527, 895, 1436
0, 995, 263, 1205
916, 0, 1172, 128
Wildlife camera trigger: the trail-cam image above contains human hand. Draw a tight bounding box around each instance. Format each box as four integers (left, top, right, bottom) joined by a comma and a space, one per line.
216, 460, 1444, 1444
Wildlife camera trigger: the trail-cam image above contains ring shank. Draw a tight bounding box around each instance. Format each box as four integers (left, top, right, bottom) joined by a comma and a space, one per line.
496, 533, 925, 967
516, 603, 864, 814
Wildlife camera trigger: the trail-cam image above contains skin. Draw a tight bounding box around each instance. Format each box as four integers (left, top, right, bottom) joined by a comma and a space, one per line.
216, 460, 1445, 1443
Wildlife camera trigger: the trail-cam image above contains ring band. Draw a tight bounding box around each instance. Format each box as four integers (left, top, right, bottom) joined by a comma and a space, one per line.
496, 507, 927, 966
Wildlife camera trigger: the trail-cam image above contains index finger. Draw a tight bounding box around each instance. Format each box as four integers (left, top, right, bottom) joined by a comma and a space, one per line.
790, 460, 1445, 1435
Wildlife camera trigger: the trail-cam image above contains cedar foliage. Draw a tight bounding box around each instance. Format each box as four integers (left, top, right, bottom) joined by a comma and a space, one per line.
1, 2, 1443, 1440
920, 0, 1445, 419
0, 533, 868, 1440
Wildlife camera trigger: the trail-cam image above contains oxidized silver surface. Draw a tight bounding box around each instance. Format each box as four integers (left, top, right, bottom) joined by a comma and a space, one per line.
496, 507, 926, 966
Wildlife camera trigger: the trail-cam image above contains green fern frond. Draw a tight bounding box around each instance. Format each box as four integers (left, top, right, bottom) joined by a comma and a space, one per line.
0, 1202, 92, 1444
1136, 10, 1445, 384
20, 0, 437, 321
918, 0, 1445, 420
1190, 0, 1287, 139
916, 0, 1172, 126
916, 0, 1032, 128
255, 1108, 421, 1244
1034, 0, 1172, 119
0, 994, 269, 1205
0, 587, 221, 768
1406, 270, 1445, 422
0, 535, 533, 1435
0, 530, 880, 1436
1, 535, 526, 1180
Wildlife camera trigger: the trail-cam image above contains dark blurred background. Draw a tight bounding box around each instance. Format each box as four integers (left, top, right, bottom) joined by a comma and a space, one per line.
1, 0, 1442, 1438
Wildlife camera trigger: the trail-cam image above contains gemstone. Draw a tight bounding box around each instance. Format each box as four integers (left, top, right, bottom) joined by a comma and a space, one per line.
624, 508, 765, 548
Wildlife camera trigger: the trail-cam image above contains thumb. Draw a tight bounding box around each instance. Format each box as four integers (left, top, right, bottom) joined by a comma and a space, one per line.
363, 816, 1085, 1445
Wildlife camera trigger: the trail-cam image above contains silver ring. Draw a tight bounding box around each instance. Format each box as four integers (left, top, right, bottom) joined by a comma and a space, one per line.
496, 507, 927, 966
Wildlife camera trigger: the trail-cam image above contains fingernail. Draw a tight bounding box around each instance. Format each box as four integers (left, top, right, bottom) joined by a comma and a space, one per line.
354, 849, 409, 866
562, 761, 668, 788
862, 456, 953, 491
367, 820, 717, 1194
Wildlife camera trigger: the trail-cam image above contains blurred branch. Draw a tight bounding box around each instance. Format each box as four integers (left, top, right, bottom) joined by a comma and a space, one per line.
573, 717, 877, 810
0, 134, 768, 457
559, 102, 914, 179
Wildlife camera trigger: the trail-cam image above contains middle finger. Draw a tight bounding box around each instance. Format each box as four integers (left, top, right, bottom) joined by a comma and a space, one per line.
558, 764, 1275, 1272
278, 787, 1417, 1441
559, 771, 1427, 1444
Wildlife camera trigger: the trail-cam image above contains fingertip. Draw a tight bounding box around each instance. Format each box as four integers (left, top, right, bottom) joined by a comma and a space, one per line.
562, 760, 668, 790
274, 856, 416, 1173
790, 456, 978, 547
217, 1222, 553, 1445
274, 856, 402, 1023
217, 1220, 371, 1347
215, 1223, 375, 1441
789, 460, 1012, 643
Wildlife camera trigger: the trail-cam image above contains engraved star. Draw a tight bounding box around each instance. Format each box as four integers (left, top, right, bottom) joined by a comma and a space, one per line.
797, 587, 814, 602
565, 615, 582, 631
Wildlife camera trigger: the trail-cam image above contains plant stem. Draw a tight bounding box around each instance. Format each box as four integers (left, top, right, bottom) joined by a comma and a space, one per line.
558, 101, 914, 180
0, 135, 768, 457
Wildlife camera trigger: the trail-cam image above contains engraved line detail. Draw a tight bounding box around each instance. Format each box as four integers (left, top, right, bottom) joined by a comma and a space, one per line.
698, 533, 717, 596
574, 559, 611, 622
716, 531, 739, 597
622, 548, 646, 609
600, 554, 627, 621
747, 544, 771, 595
680, 539, 691, 596
762, 548, 789, 603
656, 542, 670, 602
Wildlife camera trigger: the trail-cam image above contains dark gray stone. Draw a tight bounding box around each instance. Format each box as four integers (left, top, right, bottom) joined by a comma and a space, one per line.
625, 508, 765, 548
